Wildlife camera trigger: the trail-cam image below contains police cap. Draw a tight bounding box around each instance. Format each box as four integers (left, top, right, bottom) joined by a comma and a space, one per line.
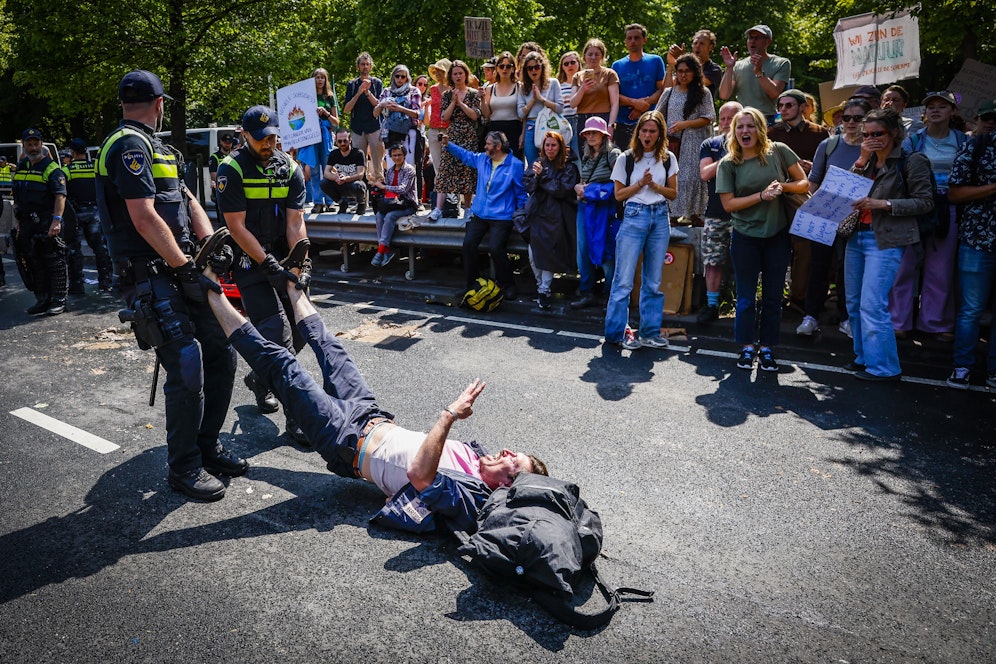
70, 138, 88, 153
119, 70, 173, 103
22, 128, 44, 141
242, 105, 279, 141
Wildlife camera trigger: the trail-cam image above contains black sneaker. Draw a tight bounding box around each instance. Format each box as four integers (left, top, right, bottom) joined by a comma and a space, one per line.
338, 201, 349, 215
946, 368, 970, 390
696, 305, 719, 325
758, 347, 779, 372
46, 300, 67, 316
355, 199, 367, 215
27, 298, 50, 316
202, 447, 249, 477
167, 468, 225, 501
537, 293, 551, 310
736, 346, 755, 370
244, 372, 279, 414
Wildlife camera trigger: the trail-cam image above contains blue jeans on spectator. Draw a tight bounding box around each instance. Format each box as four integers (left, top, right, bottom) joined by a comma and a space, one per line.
844, 230, 905, 377
953, 243, 996, 372
375, 203, 416, 247
523, 119, 538, 166
730, 228, 791, 347
576, 204, 615, 297
605, 201, 669, 341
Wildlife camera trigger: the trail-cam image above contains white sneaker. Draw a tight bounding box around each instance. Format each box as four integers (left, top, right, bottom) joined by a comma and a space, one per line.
427, 208, 442, 222
838, 319, 852, 338
796, 315, 819, 336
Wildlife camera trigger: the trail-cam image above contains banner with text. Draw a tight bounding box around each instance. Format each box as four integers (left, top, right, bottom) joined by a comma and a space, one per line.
833, 9, 920, 89
276, 78, 320, 150
464, 17, 493, 59
790, 166, 873, 246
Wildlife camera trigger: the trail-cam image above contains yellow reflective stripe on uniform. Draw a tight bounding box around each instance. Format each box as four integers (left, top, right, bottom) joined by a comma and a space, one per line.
151, 156, 178, 179
12, 161, 59, 183
97, 126, 154, 176
243, 186, 291, 199
222, 156, 290, 199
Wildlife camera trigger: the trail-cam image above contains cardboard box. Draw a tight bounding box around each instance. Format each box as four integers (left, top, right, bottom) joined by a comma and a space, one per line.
629, 241, 694, 315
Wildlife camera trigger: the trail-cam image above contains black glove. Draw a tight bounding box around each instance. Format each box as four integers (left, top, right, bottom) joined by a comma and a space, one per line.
295, 258, 312, 291
260, 253, 295, 289
207, 244, 234, 274
174, 259, 222, 302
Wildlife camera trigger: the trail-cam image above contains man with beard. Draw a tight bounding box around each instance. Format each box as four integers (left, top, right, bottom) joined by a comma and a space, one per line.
718, 24, 791, 123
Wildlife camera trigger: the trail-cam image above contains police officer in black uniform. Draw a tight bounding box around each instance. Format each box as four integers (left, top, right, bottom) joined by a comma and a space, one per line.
11, 127, 69, 315
95, 70, 247, 501
208, 131, 235, 205
217, 105, 311, 444
63, 138, 114, 293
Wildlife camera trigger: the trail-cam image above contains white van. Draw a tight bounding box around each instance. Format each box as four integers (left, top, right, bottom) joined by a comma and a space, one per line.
0, 141, 64, 196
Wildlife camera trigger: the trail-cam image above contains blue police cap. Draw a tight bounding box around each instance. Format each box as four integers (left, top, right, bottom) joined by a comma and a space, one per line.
70, 138, 88, 153
242, 105, 279, 141
119, 70, 173, 103
22, 128, 43, 141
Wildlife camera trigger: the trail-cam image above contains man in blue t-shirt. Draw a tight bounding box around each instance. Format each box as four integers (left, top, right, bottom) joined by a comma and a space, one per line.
612, 23, 666, 150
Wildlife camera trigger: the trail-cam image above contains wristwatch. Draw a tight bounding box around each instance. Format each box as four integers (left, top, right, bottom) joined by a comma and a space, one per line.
884, 200, 893, 212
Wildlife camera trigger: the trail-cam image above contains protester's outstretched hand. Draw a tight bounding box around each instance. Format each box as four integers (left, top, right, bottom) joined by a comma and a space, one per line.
449, 379, 486, 419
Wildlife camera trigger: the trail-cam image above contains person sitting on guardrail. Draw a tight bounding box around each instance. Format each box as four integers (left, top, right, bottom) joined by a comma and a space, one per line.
369, 143, 418, 267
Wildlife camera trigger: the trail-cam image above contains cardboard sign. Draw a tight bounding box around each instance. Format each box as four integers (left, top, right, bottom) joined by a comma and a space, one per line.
276, 78, 321, 150
833, 9, 920, 88
464, 17, 493, 59
947, 59, 996, 118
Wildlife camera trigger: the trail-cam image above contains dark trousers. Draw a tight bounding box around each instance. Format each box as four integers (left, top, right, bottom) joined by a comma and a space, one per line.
804, 236, 848, 321
65, 205, 113, 290
614, 123, 635, 151
462, 215, 514, 290
121, 270, 236, 473
730, 228, 792, 347
229, 314, 392, 478
320, 179, 367, 205
14, 219, 68, 302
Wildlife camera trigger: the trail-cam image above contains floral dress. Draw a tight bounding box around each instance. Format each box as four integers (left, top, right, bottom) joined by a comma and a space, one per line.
436, 88, 481, 195
657, 86, 715, 219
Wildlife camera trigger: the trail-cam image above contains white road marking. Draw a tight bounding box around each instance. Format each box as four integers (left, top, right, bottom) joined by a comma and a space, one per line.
10, 407, 120, 454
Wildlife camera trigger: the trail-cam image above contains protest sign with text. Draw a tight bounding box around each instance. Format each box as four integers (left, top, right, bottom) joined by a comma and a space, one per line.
276, 78, 320, 150
790, 166, 873, 246
833, 9, 920, 89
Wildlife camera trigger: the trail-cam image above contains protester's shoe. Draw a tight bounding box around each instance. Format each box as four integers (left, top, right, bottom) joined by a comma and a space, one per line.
312, 204, 325, 214
427, 208, 442, 222
621, 326, 641, 350
946, 367, 971, 390
736, 346, 755, 370
338, 201, 350, 215
167, 468, 225, 501
639, 335, 670, 349
838, 319, 853, 338
98, 280, 113, 293
758, 347, 779, 372
371, 252, 385, 267
696, 304, 718, 325
855, 370, 901, 382
796, 315, 819, 336
27, 298, 50, 316
281, 238, 311, 270
244, 372, 279, 414
46, 300, 66, 316
355, 199, 367, 215
537, 292, 552, 310
570, 292, 595, 310
843, 360, 866, 372
285, 417, 310, 447
202, 448, 249, 477
987, 372, 996, 389
193, 227, 231, 271
381, 250, 396, 267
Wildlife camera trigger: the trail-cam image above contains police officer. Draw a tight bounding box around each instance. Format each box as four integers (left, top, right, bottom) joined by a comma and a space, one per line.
11, 128, 69, 315
217, 105, 311, 444
63, 138, 114, 293
208, 131, 235, 205
95, 70, 247, 501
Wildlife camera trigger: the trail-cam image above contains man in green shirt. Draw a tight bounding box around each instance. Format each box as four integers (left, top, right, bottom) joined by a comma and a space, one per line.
718, 25, 791, 122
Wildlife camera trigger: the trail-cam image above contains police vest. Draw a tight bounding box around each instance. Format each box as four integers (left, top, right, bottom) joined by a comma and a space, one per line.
12, 157, 62, 213
64, 159, 98, 206
96, 123, 191, 258
0, 164, 12, 187
218, 150, 298, 248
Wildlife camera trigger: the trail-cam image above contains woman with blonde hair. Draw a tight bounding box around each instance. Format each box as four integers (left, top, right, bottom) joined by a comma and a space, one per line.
518, 51, 563, 166
556, 50, 581, 159
302, 67, 339, 212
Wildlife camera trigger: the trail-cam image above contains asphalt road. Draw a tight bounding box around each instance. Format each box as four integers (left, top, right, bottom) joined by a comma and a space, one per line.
1, 258, 994, 663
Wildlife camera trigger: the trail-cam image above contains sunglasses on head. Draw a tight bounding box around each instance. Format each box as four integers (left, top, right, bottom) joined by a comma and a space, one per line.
526, 64, 542, 71
862, 130, 887, 138
841, 114, 864, 122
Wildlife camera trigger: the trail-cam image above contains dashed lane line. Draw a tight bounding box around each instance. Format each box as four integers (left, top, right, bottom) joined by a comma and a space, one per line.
10, 407, 120, 454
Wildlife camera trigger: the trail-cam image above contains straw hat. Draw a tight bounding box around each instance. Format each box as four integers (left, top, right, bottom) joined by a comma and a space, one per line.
429, 58, 452, 83
823, 103, 844, 127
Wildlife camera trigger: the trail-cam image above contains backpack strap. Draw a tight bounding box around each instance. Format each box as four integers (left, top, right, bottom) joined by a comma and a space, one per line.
530, 561, 654, 630
624, 150, 635, 186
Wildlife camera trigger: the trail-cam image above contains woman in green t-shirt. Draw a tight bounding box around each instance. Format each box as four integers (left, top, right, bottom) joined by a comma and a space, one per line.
716, 106, 808, 372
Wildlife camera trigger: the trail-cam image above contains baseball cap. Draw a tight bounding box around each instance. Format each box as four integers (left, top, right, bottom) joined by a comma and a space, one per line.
745, 25, 773, 39
22, 128, 43, 141
851, 85, 882, 100
219, 132, 235, 142
69, 138, 88, 153
977, 99, 996, 116
922, 90, 958, 107
119, 70, 172, 103
242, 105, 279, 141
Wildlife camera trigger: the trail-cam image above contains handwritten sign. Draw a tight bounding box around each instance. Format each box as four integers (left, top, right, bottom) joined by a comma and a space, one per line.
790, 166, 873, 246
833, 9, 920, 88
947, 59, 996, 120
276, 78, 321, 150
464, 17, 493, 59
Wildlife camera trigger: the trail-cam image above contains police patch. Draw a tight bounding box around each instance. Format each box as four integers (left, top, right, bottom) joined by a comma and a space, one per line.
122, 149, 147, 175
217, 176, 227, 193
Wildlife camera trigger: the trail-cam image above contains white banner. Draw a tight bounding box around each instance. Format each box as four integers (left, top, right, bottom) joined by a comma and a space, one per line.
276, 78, 321, 150
833, 9, 920, 89
790, 166, 873, 246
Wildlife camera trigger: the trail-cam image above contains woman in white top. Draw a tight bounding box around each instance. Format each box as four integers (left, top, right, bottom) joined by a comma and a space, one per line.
481, 51, 523, 160
604, 110, 678, 349
556, 51, 581, 161
517, 51, 563, 166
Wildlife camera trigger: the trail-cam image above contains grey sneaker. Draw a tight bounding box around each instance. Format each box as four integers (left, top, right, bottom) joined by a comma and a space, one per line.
427, 207, 442, 222
838, 319, 853, 338
639, 335, 669, 349
796, 315, 818, 336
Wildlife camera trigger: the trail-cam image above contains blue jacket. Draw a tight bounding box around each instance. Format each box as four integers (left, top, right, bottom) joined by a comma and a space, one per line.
446, 143, 528, 220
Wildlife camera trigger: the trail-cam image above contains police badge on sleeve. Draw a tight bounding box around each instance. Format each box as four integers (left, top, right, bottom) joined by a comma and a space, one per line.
122, 149, 147, 175
216, 176, 227, 193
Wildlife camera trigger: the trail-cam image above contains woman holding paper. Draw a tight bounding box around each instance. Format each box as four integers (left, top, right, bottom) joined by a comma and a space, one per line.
844, 108, 933, 381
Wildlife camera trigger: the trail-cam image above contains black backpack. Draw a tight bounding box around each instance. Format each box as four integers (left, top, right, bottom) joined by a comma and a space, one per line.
455, 473, 653, 628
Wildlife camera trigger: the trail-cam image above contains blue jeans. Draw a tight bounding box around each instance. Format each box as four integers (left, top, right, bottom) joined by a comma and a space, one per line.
844, 230, 905, 377
375, 204, 416, 247
576, 204, 615, 296
229, 314, 393, 479
523, 119, 538, 166
730, 228, 791, 347
604, 201, 670, 341
953, 243, 996, 372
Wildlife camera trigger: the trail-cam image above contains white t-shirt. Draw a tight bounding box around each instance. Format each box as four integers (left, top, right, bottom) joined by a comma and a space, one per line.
610, 150, 679, 205
367, 425, 481, 497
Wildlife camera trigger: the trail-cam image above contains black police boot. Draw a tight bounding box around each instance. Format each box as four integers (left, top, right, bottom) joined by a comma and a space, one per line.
27, 295, 50, 316
285, 416, 310, 447
244, 372, 279, 414
202, 447, 249, 477
167, 468, 225, 501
